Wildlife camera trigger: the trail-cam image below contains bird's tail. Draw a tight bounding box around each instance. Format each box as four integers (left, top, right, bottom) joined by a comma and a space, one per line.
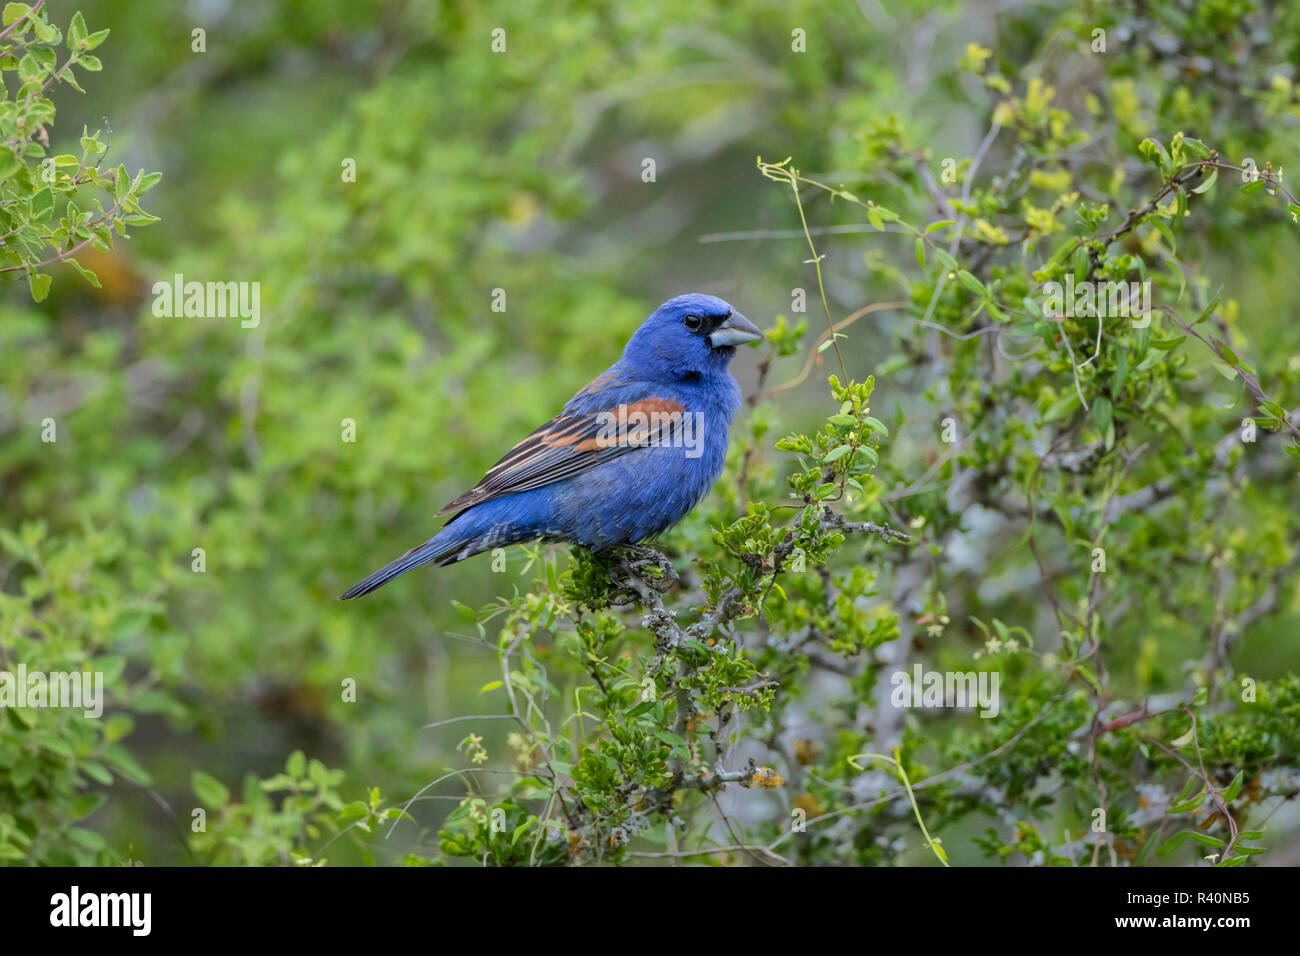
338, 532, 467, 600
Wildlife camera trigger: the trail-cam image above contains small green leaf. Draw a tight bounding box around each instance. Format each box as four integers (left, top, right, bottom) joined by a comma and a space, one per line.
1221, 770, 1244, 803
1091, 396, 1112, 432
1166, 788, 1206, 814
1151, 218, 1176, 253
1042, 392, 1080, 423
136, 170, 162, 194
2, 3, 28, 28
956, 270, 986, 296
625, 700, 656, 718
932, 247, 958, 272
30, 185, 52, 219
27, 271, 51, 302
1190, 167, 1217, 194
67, 10, 86, 50
0, 148, 22, 182
192, 770, 231, 806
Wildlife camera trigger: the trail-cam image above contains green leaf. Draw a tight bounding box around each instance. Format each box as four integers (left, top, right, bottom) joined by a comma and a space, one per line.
338, 801, 369, 822
1211, 362, 1238, 381
956, 270, 986, 296
1042, 392, 1080, 423
2, 3, 28, 27
1166, 788, 1207, 814
31, 14, 54, 42
1156, 830, 1191, 856
30, 185, 52, 220
0, 148, 22, 182
1213, 338, 1239, 365
81, 761, 113, 786
66, 257, 101, 288
1091, 396, 1112, 433
67, 10, 86, 50
1221, 770, 1244, 803
1190, 167, 1217, 194
136, 170, 162, 194
1151, 217, 1176, 253
1193, 288, 1221, 325
1138, 137, 1171, 173
1172, 775, 1200, 805
27, 270, 51, 303
625, 700, 656, 718
70, 792, 108, 820
17, 51, 45, 83
192, 770, 231, 806
101, 745, 151, 785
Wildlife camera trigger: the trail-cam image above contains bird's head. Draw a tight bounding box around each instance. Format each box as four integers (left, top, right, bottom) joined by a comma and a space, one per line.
622, 293, 764, 382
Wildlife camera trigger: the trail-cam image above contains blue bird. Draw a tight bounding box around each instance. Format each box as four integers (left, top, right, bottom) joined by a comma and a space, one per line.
339, 293, 763, 599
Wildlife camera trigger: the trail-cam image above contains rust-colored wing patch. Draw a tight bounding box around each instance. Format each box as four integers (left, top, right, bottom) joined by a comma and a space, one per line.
436, 398, 687, 517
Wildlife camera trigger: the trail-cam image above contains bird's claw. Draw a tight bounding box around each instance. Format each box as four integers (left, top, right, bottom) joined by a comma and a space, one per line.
607, 545, 678, 599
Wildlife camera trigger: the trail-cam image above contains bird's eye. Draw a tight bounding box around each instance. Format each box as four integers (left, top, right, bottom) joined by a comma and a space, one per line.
683, 314, 703, 331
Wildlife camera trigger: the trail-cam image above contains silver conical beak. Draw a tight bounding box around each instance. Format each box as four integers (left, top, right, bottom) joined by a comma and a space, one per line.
708, 312, 764, 348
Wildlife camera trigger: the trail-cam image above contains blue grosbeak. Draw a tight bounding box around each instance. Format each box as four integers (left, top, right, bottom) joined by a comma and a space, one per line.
340, 293, 763, 599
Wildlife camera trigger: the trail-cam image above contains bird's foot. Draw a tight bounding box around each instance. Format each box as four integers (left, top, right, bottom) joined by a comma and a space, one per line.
608, 544, 678, 600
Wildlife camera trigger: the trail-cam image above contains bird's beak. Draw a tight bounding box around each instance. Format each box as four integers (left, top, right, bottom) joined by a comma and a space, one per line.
708, 312, 764, 348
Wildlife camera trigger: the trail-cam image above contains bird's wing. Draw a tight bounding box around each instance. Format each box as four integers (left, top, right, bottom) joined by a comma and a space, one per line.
436, 394, 687, 517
